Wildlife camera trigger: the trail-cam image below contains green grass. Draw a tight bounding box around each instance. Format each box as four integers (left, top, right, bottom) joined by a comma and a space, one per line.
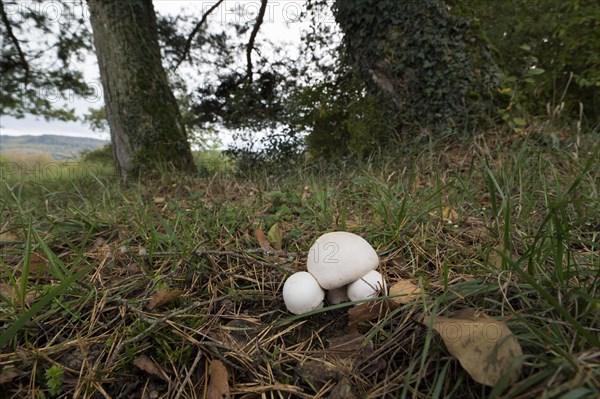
0, 132, 598, 398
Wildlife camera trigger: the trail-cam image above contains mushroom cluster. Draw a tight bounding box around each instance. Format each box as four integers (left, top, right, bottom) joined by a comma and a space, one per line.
282, 232, 387, 314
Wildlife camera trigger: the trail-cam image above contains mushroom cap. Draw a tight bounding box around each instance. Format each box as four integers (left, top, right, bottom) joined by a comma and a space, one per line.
282, 272, 325, 314
326, 286, 349, 305
347, 270, 387, 301
307, 232, 379, 290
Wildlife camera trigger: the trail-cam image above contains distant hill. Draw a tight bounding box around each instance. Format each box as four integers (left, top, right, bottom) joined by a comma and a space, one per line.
0, 134, 109, 160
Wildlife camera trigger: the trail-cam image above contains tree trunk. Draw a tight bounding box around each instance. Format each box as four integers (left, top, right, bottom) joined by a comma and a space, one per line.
87, 0, 195, 180
333, 0, 499, 133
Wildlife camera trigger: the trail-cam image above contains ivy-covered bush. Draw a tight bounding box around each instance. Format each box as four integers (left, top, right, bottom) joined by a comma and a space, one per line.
450, 0, 600, 126
333, 0, 500, 132
302, 70, 396, 160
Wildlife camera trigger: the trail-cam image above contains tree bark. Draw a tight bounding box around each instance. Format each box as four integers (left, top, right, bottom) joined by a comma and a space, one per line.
333, 0, 498, 133
87, 0, 195, 180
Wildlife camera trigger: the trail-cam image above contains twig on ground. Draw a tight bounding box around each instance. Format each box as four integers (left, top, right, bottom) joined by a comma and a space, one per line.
143, 249, 300, 273
105, 297, 225, 368
173, 349, 204, 399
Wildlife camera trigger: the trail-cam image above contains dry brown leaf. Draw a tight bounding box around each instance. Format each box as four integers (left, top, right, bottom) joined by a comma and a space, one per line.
0, 231, 18, 241
452, 308, 480, 319
27, 251, 48, 277
464, 216, 486, 227
0, 283, 37, 306
133, 355, 169, 381
148, 289, 183, 310
301, 186, 311, 204
462, 217, 490, 242
423, 309, 523, 386
206, 359, 230, 399
299, 360, 341, 389
479, 192, 492, 206
442, 206, 459, 223
487, 245, 511, 270
329, 376, 357, 399
388, 280, 422, 307
254, 228, 272, 251
0, 284, 15, 302
348, 301, 389, 328
327, 332, 371, 357
0, 367, 21, 384
327, 333, 382, 377
429, 206, 459, 224
84, 244, 113, 261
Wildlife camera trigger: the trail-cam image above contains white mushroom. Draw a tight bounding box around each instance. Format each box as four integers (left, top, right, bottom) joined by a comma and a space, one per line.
326, 286, 349, 305
282, 272, 325, 314
307, 232, 379, 290
347, 270, 387, 301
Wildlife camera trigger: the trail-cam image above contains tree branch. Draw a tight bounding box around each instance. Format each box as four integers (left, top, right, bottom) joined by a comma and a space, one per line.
245, 0, 268, 83
174, 0, 225, 71
0, 0, 30, 80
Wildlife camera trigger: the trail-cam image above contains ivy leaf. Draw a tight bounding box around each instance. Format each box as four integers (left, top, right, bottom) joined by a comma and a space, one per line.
267, 223, 283, 250
527, 68, 545, 76
512, 117, 526, 126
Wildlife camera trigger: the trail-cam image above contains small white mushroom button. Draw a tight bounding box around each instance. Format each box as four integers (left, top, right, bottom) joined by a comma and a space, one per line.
347, 270, 387, 301
282, 272, 325, 315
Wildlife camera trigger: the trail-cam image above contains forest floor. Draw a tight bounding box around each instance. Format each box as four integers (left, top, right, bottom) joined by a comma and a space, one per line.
0, 131, 599, 398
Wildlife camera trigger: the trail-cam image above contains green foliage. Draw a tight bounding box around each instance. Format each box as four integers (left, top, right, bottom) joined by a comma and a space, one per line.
191, 67, 307, 168
300, 68, 396, 160
0, 226, 94, 348
80, 144, 113, 165
193, 71, 290, 132
82, 107, 109, 133
333, 0, 499, 132
451, 0, 600, 125
497, 63, 548, 133
158, 6, 309, 166
45, 365, 64, 396
201, 2, 398, 162
193, 149, 236, 175
77, 141, 236, 178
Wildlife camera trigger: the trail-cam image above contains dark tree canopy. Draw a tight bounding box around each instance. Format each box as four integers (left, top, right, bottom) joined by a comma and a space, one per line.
0, 0, 93, 120
1, 0, 597, 172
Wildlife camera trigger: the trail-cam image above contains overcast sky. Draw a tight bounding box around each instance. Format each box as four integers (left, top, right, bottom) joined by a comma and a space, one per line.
0, 1, 314, 142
